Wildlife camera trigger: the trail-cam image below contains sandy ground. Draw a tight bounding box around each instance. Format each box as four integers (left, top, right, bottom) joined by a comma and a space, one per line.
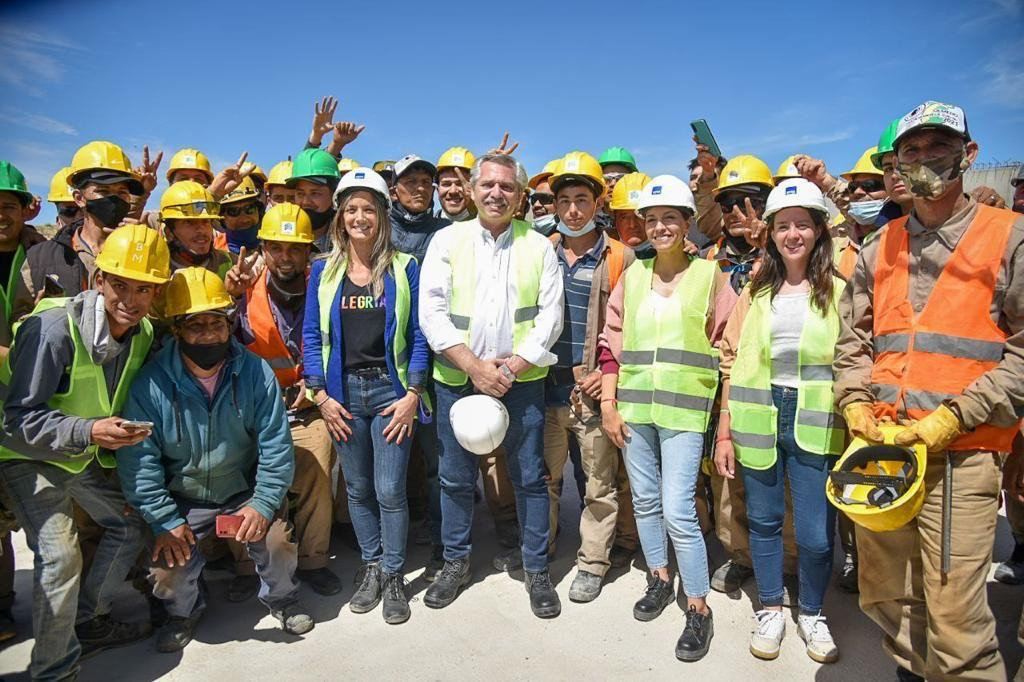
1, 471, 1022, 682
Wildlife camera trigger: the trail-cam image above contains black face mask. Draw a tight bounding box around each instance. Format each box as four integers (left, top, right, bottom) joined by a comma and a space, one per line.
180, 338, 231, 370
84, 196, 131, 228
307, 208, 333, 231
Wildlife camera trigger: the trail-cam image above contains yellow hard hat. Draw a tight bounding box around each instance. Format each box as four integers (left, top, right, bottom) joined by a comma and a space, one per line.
528, 159, 560, 190
66, 140, 142, 193
258, 202, 314, 244
773, 154, 803, 184
841, 147, 883, 181
266, 161, 293, 187
825, 424, 927, 533
550, 151, 606, 197
166, 148, 213, 184
164, 266, 234, 318
160, 181, 220, 220
714, 155, 774, 196
220, 176, 260, 205
437, 147, 476, 172
609, 172, 652, 211
48, 166, 74, 203
337, 158, 361, 174
250, 165, 267, 184
94, 224, 172, 284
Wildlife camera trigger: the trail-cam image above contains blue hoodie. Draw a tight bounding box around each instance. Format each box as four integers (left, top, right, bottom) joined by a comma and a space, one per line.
116, 339, 293, 534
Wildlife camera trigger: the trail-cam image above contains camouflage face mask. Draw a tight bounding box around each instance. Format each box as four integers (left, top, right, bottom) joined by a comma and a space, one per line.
895, 149, 966, 200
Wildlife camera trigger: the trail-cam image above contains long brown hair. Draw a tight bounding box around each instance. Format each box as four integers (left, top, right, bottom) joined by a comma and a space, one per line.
320, 189, 395, 299
749, 209, 835, 315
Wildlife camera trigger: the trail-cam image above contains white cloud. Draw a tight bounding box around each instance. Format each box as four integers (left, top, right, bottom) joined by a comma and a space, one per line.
980, 49, 1024, 108
0, 108, 76, 135
0, 25, 79, 95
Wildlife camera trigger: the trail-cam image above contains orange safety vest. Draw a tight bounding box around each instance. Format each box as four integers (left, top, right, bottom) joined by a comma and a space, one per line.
870, 204, 1020, 452
213, 229, 228, 252
705, 237, 724, 262
245, 271, 303, 387
837, 242, 858, 280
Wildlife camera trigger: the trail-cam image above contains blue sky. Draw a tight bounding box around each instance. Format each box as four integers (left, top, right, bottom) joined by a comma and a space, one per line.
2, 0, 1022, 223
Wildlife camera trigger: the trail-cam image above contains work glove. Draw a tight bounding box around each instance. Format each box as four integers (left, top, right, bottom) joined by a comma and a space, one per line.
843, 401, 884, 443
894, 404, 964, 452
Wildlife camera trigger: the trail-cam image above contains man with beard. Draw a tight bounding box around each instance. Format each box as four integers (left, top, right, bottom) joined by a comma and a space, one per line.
436, 148, 477, 222
287, 148, 340, 253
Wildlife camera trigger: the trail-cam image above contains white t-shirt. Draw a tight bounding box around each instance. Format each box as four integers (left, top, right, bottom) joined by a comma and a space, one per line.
770, 291, 810, 389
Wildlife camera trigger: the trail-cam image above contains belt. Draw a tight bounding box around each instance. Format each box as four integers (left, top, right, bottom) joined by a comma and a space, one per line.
349, 365, 389, 377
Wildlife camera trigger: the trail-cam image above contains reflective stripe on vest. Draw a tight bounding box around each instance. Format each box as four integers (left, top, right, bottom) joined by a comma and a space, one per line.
728, 278, 847, 469
0, 297, 154, 473
244, 271, 303, 387
870, 204, 1021, 451
617, 256, 719, 432
433, 220, 549, 386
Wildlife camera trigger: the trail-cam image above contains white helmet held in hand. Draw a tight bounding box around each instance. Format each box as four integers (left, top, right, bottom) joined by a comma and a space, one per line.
764, 178, 829, 221
450, 395, 509, 455
333, 167, 391, 209
635, 174, 697, 217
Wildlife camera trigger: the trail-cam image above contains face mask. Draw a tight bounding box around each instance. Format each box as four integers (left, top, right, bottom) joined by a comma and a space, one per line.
445, 207, 472, 221
847, 199, 886, 225
556, 218, 597, 237
532, 213, 557, 235
225, 225, 260, 254
179, 338, 230, 370
307, 208, 333, 232
896, 149, 968, 200
84, 196, 131, 228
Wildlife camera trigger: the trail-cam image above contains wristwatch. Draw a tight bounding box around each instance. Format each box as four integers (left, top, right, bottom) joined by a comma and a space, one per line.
499, 364, 516, 381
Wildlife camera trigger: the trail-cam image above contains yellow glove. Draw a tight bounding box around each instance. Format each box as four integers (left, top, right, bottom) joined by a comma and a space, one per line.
843, 402, 884, 443
893, 404, 964, 452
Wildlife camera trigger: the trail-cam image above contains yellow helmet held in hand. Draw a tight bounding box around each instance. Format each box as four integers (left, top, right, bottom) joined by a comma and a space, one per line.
337, 158, 361, 174
220, 176, 260, 205
841, 147, 883, 181
66, 141, 142, 192
773, 154, 804, 184
550, 151, 606, 197
609, 172, 652, 211
529, 159, 560, 190
48, 167, 74, 203
160, 181, 220, 221
164, 267, 234, 318
258, 202, 314, 244
95, 224, 172, 284
166, 148, 213, 184
437, 147, 476, 172
714, 155, 774, 196
266, 160, 293, 188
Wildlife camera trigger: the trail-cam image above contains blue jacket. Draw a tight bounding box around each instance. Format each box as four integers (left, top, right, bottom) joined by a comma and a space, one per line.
389, 203, 451, 263
116, 339, 293, 534
302, 255, 430, 408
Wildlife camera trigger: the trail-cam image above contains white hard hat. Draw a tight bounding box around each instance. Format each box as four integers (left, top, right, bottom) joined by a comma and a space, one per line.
764, 178, 829, 221
450, 394, 509, 455
333, 167, 391, 209
635, 174, 697, 217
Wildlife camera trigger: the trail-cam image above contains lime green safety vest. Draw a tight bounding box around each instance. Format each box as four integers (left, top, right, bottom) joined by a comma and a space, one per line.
433, 220, 549, 386
728, 277, 847, 469
0, 297, 154, 473
0, 243, 26, 328
617, 257, 720, 432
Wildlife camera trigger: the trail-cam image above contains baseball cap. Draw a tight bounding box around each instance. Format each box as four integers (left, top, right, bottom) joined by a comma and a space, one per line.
893, 101, 970, 151
393, 155, 437, 180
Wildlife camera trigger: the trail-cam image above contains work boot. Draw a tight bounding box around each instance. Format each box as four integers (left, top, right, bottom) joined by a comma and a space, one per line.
296, 567, 342, 596
424, 558, 471, 609
836, 554, 859, 593
524, 569, 561, 618
495, 519, 520, 549
895, 666, 925, 682
423, 544, 445, 583
382, 573, 411, 625
0, 608, 16, 643
349, 562, 383, 613
609, 544, 635, 569
797, 613, 838, 663
76, 614, 151, 659
710, 559, 753, 593
675, 606, 714, 662
749, 609, 786, 660
781, 574, 798, 607
633, 575, 675, 622
568, 569, 603, 603
995, 542, 1024, 585
492, 546, 523, 572
155, 615, 199, 654
227, 574, 260, 603
272, 605, 314, 635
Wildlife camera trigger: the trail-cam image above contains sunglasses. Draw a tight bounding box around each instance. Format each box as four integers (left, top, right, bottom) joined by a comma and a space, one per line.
717, 195, 766, 212
58, 206, 80, 218
531, 192, 555, 205
222, 203, 259, 218
847, 179, 885, 194
170, 201, 220, 217
603, 172, 625, 182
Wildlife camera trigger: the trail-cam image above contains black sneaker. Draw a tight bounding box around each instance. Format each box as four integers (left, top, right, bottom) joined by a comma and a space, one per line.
424, 558, 471, 609
423, 545, 445, 583
995, 542, 1024, 585
495, 519, 520, 549
296, 567, 343, 596
382, 573, 411, 624
896, 666, 925, 682
525, 569, 561, 618
836, 554, 859, 593
155, 615, 199, 653
492, 547, 523, 572
350, 562, 383, 613
226, 574, 260, 603
633, 576, 675, 622
0, 608, 16, 644
675, 606, 714, 662
76, 614, 151, 659
710, 559, 753, 593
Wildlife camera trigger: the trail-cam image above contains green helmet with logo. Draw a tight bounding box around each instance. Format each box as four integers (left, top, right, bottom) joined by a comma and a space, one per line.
871, 119, 901, 170
597, 146, 638, 173
0, 161, 32, 205
286, 148, 341, 187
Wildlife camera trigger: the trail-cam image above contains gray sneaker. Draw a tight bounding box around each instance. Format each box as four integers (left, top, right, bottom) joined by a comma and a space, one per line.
995, 543, 1024, 585
568, 569, 603, 603
272, 605, 314, 635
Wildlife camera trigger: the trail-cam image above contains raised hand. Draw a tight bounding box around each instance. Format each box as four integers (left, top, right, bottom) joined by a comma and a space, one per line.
693, 136, 718, 180
224, 245, 259, 297
327, 121, 366, 157
793, 154, 836, 192
489, 132, 519, 156
135, 145, 164, 194
308, 96, 338, 148
731, 197, 768, 249
209, 151, 253, 199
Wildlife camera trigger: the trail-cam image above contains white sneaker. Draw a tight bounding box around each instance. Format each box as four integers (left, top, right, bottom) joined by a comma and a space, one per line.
797, 613, 839, 663
750, 609, 786, 660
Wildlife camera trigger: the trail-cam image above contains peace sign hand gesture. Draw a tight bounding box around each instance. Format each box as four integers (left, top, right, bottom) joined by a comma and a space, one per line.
308, 96, 338, 148
135, 145, 163, 195
731, 197, 768, 249
209, 151, 254, 200
224, 245, 260, 298
488, 132, 520, 156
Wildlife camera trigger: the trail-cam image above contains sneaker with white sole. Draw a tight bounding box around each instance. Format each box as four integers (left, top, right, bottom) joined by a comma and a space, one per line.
797, 613, 838, 663
749, 609, 786, 660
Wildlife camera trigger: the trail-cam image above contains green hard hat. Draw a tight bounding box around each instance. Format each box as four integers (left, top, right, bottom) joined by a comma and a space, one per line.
0, 161, 32, 205
286, 148, 341, 187
597, 146, 638, 173
870, 119, 901, 170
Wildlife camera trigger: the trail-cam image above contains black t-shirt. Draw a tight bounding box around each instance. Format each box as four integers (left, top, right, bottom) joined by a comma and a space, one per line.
0, 249, 16, 290
340, 275, 387, 370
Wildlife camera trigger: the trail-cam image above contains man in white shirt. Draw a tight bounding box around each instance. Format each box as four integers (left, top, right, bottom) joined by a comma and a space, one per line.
419, 153, 564, 618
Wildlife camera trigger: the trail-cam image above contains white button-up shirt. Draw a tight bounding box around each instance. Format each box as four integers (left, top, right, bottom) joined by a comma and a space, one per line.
419, 218, 564, 367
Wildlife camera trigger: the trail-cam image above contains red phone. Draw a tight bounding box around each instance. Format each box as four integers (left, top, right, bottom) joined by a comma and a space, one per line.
215, 514, 243, 538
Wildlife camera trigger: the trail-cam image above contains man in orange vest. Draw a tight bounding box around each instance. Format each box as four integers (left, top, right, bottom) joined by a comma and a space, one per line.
834, 100, 1024, 681
229, 202, 341, 597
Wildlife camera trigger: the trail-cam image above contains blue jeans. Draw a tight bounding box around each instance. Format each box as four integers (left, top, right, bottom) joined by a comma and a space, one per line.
741, 385, 838, 613
0, 460, 146, 681
416, 386, 442, 545
624, 424, 709, 598
436, 379, 550, 573
337, 369, 412, 574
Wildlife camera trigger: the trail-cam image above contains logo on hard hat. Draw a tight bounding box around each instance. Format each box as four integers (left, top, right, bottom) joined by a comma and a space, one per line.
354, 172, 365, 179
628, 190, 640, 201
183, 155, 196, 165
785, 185, 797, 195
565, 158, 580, 172
728, 171, 740, 180
651, 185, 662, 195
452, 153, 464, 164
281, 221, 296, 235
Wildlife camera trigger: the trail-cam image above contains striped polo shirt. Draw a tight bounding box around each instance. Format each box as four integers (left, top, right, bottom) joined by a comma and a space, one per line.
548, 233, 604, 405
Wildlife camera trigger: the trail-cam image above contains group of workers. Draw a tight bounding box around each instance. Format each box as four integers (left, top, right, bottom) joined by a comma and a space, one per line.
0, 95, 1022, 681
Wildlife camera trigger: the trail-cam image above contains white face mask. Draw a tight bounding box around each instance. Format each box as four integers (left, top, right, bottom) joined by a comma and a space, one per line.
556, 218, 597, 237
847, 199, 886, 225
445, 207, 472, 221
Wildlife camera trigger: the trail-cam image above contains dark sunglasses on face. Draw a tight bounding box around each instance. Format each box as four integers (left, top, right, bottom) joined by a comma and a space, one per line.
222, 203, 259, 218
531, 192, 555, 205
717, 195, 766, 212
58, 207, 80, 218
847, 179, 885, 194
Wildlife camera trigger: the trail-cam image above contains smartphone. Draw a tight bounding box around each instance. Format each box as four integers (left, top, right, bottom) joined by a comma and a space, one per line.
690, 119, 722, 159
121, 420, 154, 432
43, 274, 65, 297
215, 514, 243, 538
